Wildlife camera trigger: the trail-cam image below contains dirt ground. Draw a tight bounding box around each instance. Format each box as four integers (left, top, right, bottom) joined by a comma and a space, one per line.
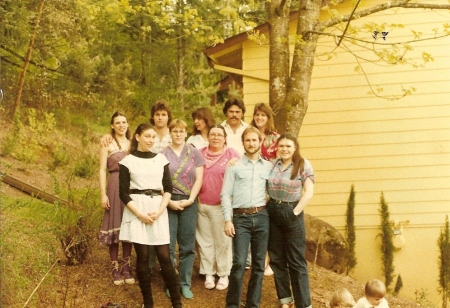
78, 248, 423, 308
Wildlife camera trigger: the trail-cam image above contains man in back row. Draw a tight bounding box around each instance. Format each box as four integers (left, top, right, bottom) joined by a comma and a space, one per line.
221, 127, 272, 307
220, 98, 248, 156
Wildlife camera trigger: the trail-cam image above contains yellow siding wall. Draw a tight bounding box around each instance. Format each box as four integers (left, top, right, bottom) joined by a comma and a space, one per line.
240, 2, 450, 304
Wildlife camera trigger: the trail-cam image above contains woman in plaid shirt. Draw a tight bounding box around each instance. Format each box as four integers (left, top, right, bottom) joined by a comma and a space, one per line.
266, 134, 315, 308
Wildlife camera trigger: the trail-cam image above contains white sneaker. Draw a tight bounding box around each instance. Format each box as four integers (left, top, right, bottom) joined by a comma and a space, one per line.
216, 275, 229, 290
205, 274, 215, 289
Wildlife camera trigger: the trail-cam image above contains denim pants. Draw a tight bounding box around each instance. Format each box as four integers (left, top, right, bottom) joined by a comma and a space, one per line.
226, 209, 269, 308
168, 194, 198, 289
267, 200, 311, 308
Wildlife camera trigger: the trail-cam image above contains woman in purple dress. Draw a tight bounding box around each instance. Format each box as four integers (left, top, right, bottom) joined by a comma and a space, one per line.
99, 111, 134, 285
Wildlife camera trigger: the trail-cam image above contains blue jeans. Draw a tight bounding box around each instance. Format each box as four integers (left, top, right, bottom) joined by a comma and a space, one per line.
267, 200, 311, 308
168, 194, 198, 288
226, 209, 269, 308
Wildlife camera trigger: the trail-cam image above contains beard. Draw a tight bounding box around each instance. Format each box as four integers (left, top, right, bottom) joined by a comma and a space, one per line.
245, 146, 260, 155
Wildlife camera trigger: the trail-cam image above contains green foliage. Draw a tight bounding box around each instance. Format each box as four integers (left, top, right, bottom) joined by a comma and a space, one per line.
394, 274, 403, 296
345, 184, 357, 274
49, 141, 71, 169
378, 192, 395, 291
438, 215, 450, 308
0, 115, 21, 156
74, 154, 97, 179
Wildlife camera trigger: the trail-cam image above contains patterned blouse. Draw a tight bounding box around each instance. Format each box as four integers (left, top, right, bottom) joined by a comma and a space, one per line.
267, 158, 315, 202
261, 131, 280, 161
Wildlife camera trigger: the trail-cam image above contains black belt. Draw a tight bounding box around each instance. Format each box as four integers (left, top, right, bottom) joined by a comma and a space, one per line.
129, 189, 162, 196
233, 205, 266, 214
269, 198, 299, 206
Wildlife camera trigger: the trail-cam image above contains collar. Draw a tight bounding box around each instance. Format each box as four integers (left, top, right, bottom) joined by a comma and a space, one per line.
221, 120, 247, 129
242, 153, 264, 164
132, 151, 157, 158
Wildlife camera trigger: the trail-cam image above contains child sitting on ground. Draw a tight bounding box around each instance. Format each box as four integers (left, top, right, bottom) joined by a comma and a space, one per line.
329, 287, 355, 307
354, 279, 390, 308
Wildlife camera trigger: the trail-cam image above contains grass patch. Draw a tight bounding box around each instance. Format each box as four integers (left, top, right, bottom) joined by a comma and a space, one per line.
0, 187, 102, 306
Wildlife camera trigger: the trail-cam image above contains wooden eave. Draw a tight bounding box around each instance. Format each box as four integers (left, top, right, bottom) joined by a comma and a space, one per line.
202, 11, 300, 76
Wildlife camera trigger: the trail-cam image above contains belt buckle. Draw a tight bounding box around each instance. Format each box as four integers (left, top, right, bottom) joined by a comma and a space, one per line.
250, 207, 258, 214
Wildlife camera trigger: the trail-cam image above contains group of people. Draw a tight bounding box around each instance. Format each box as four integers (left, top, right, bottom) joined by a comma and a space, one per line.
330, 279, 390, 308
98, 98, 316, 308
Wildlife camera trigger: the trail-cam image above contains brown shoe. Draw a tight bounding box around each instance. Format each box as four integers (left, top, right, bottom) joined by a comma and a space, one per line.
120, 258, 135, 284
111, 261, 124, 285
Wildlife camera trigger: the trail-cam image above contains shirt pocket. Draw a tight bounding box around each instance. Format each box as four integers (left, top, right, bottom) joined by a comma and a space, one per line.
236, 169, 252, 180
259, 170, 270, 180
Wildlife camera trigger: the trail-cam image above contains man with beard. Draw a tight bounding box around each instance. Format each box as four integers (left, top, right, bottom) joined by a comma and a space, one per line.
220, 127, 272, 308
220, 98, 249, 155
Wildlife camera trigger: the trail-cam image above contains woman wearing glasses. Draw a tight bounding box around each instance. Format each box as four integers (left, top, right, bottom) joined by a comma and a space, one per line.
161, 119, 204, 299
196, 125, 240, 291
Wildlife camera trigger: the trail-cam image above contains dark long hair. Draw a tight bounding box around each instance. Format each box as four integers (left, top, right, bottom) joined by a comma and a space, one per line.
150, 99, 172, 126
110, 111, 130, 150
250, 103, 276, 135
191, 107, 216, 135
129, 123, 155, 154
278, 134, 304, 180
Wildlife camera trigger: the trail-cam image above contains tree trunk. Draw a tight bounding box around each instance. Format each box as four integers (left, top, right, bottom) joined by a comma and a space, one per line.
12, 0, 45, 118
140, 16, 147, 85
269, 0, 291, 135
176, 0, 185, 110
177, 35, 185, 110
285, 0, 322, 136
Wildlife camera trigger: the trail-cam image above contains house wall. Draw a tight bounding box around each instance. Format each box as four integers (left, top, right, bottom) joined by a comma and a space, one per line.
240, 2, 450, 304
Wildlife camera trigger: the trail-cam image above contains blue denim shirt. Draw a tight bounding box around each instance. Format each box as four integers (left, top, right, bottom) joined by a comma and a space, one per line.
221, 154, 272, 222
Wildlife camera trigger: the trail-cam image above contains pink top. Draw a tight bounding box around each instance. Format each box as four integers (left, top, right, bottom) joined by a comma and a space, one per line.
198, 146, 240, 205
261, 132, 280, 161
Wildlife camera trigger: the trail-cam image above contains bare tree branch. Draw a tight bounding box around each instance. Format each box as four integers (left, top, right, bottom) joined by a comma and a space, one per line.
336, 0, 362, 46
321, 1, 450, 29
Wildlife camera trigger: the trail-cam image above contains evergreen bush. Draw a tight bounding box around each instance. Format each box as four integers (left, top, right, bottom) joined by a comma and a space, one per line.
438, 215, 450, 308
394, 274, 403, 295
378, 192, 395, 291
345, 185, 357, 274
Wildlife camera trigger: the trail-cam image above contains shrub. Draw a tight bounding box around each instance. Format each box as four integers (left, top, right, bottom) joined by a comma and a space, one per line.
378, 192, 395, 291
438, 215, 450, 308
345, 185, 357, 274
74, 154, 97, 178
394, 274, 403, 295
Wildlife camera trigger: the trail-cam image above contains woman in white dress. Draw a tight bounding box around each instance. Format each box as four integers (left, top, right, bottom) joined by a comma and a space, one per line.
118, 123, 182, 308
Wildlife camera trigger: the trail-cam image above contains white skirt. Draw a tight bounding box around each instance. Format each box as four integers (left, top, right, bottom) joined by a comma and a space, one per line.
119, 194, 170, 245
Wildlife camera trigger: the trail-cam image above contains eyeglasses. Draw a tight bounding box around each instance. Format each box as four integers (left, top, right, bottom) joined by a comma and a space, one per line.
171, 130, 185, 135
209, 134, 224, 138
